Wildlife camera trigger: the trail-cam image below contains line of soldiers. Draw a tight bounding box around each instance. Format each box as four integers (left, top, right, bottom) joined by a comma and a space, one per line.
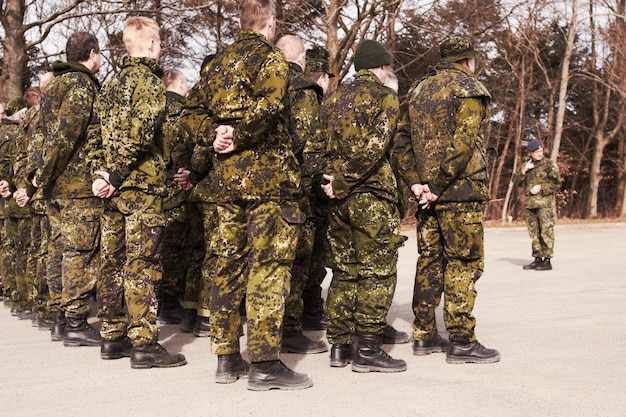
0, 0, 500, 392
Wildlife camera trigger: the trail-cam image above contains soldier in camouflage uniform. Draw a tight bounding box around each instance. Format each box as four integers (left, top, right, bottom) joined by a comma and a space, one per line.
393, 36, 500, 364
158, 69, 206, 332
180, 54, 223, 338
0, 100, 29, 318
182, 0, 312, 390
33, 32, 104, 347
320, 39, 407, 373
512, 138, 561, 271
91, 17, 186, 369
275, 34, 328, 355
13, 72, 55, 331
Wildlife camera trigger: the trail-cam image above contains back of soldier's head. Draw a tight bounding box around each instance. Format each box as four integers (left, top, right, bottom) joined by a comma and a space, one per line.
39, 71, 55, 93
239, 0, 276, 31
123, 16, 160, 56
162, 69, 186, 90
66, 32, 100, 63
23, 87, 42, 108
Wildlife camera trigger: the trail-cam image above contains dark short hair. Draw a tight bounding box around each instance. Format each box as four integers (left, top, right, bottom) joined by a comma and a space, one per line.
66, 32, 99, 63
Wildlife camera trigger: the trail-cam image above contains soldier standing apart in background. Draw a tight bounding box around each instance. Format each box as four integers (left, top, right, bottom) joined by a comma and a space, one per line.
275, 34, 328, 355
320, 39, 407, 373
394, 36, 500, 364
184, 0, 312, 390
512, 138, 561, 271
91, 17, 187, 369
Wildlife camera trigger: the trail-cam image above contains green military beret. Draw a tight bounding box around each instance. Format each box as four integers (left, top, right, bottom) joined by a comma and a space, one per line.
439, 36, 480, 63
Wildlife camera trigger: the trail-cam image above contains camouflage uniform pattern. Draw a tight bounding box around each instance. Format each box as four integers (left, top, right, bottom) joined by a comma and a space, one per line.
160, 91, 202, 307
393, 60, 491, 344
283, 62, 324, 333
14, 107, 49, 317
93, 56, 167, 346
183, 30, 302, 361
512, 157, 561, 258
1, 119, 32, 311
36, 61, 102, 319
320, 69, 405, 344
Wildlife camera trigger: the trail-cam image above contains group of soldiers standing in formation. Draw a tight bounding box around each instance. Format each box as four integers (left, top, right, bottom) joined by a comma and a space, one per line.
0, 0, 504, 391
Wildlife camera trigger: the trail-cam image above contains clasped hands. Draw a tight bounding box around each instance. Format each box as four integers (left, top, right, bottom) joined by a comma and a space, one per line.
411, 183, 438, 209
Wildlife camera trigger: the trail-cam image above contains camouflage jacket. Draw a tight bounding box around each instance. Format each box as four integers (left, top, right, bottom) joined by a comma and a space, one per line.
93, 56, 166, 196
394, 61, 491, 202
512, 157, 561, 209
163, 91, 193, 211
286, 62, 323, 169
187, 144, 216, 203
320, 69, 400, 203
0, 120, 22, 217
182, 30, 300, 202
36, 61, 100, 199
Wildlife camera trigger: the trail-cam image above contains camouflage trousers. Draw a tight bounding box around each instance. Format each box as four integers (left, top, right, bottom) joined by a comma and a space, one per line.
524, 207, 555, 259
181, 203, 205, 310
160, 205, 189, 303
283, 217, 315, 333
210, 200, 301, 362
2, 216, 31, 310
413, 201, 484, 344
49, 198, 103, 318
196, 202, 217, 317
28, 209, 51, 319
98, 191, 165, 346
160, 202, 205, 309
46, 201, 63, 313
302, 204, 330, 310
325, 193, 406, 345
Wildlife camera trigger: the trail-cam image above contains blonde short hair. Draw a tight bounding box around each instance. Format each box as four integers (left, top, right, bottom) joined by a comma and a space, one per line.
123, 16, 160, 55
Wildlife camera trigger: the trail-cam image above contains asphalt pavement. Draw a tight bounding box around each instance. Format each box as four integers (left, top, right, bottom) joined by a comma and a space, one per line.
1, 222, 625, 417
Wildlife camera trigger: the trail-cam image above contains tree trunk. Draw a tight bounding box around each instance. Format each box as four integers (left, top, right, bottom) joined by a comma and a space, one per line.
0, 0, 28, 103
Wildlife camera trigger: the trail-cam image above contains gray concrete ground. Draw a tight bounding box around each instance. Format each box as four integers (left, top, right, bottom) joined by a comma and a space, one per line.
1, 222, 625, 417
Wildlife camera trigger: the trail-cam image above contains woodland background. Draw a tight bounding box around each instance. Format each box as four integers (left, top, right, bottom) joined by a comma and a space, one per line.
2, 0, 626, 222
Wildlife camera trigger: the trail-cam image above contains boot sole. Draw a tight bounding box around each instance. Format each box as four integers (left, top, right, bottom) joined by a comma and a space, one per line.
351, 363, 407, 373
382, 337, 411, 344
63, 340, 102, 347
329, 359, 351, 367
247, 379, 313, 391
130, 359, 188, 369
101, 352, 132, 360
446, 354, 501, 364
280, 346, 329, 354
215, 371, 249, 384
413, 347, 447, 356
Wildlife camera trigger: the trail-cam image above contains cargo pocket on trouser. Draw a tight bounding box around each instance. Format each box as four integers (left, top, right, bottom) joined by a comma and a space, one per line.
126, 211, 166, 283
62, 205, 101, 252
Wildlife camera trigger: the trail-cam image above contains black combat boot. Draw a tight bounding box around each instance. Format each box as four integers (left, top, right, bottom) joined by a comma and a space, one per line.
413, 334, 450, 356
180, 309, 197, 333
215, 352, 250, 384
130, 343, 187, 369
281, 331, 328, 354
446, 340, 501, 364
534, 258, 552, 271
17, 309, 33, 320
37, 315, 53, 331
63, 316, 102, 347
523, 257, 542, 270
382, 324, 410, 344
352, 333, 407, 373
301, 287, 328, 330
193, 316, 210, 337
248, 360, 313, 391
50, 310, 66, 342
101, 336, 133, 360
158, 296, 184, 324
329, 344, 354, 368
